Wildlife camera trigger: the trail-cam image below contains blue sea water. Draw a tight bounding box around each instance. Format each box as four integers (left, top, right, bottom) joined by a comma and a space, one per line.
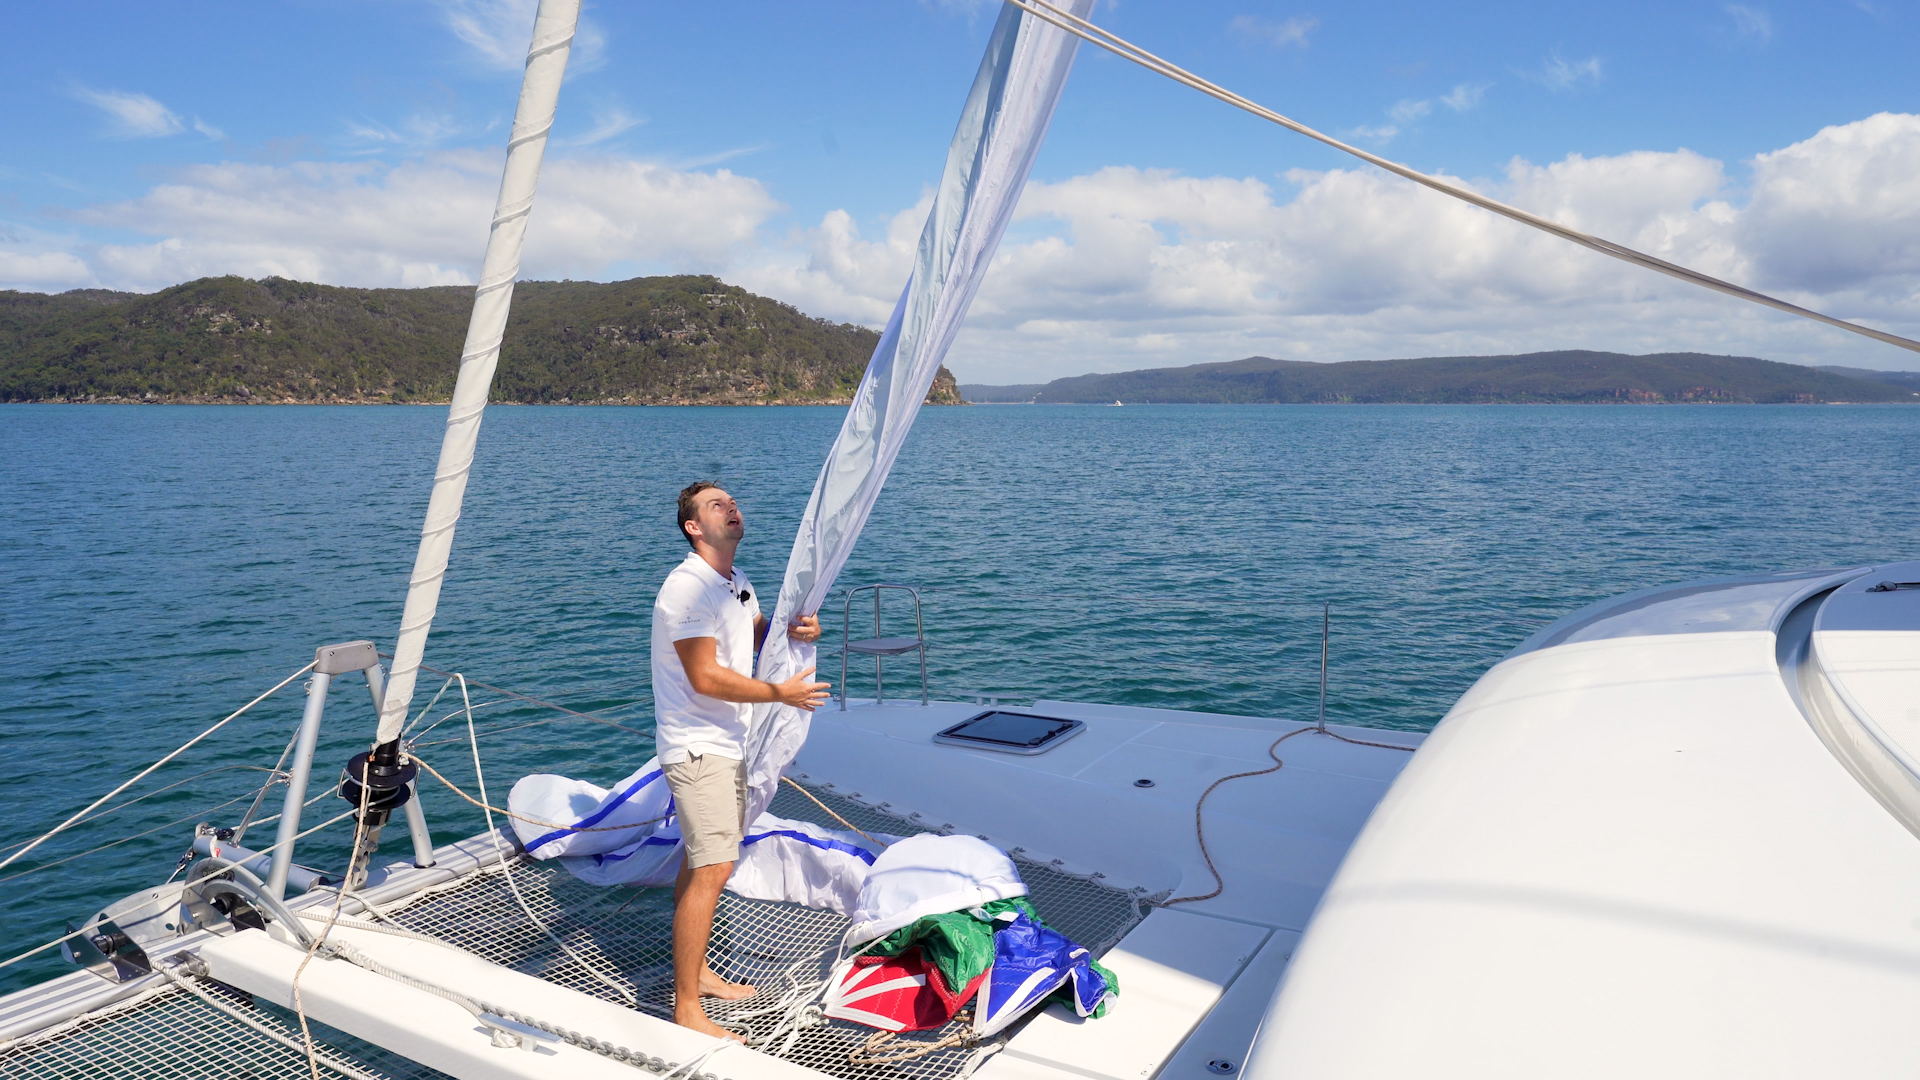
2, 402, 1916, 991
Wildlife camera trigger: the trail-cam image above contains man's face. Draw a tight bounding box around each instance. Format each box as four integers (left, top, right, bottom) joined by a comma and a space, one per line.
690, 487, 745, 546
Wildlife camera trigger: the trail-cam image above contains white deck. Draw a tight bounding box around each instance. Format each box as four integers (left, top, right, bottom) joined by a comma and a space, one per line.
793, 698, 1424, 1080
0, 696, 1424, 1080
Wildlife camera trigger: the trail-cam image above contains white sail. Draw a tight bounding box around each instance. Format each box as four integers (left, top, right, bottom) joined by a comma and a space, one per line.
744, 0, 1094, 819
375, 0, 580, 744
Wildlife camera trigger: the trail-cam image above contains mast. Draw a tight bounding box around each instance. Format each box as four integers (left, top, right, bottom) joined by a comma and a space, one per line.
375, 0, 580, 747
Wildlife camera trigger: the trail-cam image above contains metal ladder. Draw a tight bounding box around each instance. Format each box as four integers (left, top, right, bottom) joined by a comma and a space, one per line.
840, 584, 928, 709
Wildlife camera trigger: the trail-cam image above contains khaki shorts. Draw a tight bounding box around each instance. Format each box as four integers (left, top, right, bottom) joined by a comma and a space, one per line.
663, 754, 747, 869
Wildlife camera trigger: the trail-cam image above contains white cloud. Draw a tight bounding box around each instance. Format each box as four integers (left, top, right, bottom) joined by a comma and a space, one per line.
431, 0, 606, 72
341, 111, 473, 152
72, 88, 183, 139
1726, 4, 1774, 43
9, 152, 778, 292
9, 115, 1920, 379
1739, 112, 1920, 295
1532, 53, 1604, 91
1441, 83, 1488, 111
564, 104, 644, 147
1343, 124, 1398, 144
191, 118, 225, 141
730, 115, 1920, 380
1229, 14, 1318, 48
1388, 99, 1431, 125
733, 198, 931, 327
0, 249, 93, 291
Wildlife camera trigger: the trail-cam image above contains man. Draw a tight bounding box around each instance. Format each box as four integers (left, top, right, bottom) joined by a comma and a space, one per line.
653, 481, 830, 1040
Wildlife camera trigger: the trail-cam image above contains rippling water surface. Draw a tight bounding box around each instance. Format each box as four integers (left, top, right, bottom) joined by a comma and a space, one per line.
3, 402, 1916, 989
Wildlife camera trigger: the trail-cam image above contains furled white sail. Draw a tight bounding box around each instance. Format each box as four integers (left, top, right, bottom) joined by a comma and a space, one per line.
744, 0, 1094, 820
375, 0, 579, 744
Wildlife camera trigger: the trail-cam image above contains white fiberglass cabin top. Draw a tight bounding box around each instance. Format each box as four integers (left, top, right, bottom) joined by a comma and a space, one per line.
1262, 559, 1920, 1078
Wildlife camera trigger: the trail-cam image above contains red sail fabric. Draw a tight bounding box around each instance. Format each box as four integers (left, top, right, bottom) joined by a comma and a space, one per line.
823, 947, 988, 1032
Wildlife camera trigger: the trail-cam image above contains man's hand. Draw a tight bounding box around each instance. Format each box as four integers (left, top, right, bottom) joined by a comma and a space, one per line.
787, 613, 822, 644
775, 667, 831, 711
675, 638, 832, 708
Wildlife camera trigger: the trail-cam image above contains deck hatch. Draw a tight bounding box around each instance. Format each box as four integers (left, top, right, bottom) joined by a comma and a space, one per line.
933, 711, 1086, 755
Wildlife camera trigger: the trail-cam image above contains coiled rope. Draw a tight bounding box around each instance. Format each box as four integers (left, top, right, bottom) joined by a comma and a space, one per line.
1163, 725, 1415, 907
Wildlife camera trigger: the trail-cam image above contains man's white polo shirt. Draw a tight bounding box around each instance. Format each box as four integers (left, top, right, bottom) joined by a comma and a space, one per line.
651, 552, 761, 764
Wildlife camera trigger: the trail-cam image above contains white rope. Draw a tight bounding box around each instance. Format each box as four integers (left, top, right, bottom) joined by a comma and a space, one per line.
292, 776, 374, 1080
294, 910, 463, 950
0, 660, 315, 873
1003, 0, 1920, 356
459, 673, 640, 1005
661, 1039, 737, 1080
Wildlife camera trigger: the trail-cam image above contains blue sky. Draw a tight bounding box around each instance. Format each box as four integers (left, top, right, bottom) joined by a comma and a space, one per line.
5, 1, 1919, 380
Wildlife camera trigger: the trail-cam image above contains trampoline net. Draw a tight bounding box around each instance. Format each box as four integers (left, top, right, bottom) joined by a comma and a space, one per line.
375, 780, 1152, 1079
0, 983, 448, 1080
0, 781, 1151, 1080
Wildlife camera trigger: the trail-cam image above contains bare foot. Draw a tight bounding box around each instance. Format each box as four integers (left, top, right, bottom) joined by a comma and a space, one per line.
673, 1007, 748, 1044
698, 967, 757, 1000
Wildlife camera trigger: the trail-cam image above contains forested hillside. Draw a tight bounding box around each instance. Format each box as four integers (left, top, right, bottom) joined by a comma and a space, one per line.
0, 275, 962, 405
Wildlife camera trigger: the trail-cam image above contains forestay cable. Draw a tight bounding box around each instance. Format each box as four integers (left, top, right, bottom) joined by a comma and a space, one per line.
0, 660, 315, 873
1004, 0, 1920, 355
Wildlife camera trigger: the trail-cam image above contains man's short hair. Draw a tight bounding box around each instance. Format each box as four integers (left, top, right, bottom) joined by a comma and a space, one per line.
677, 481, 720, 547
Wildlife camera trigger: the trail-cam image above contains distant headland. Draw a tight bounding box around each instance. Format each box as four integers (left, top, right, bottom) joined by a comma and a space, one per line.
961, 353, 1920, 405
0, 274, 961, 406
6, 274, 1914, 406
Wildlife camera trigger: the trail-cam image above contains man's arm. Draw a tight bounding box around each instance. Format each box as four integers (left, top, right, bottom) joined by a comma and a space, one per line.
674, 636, 830, 710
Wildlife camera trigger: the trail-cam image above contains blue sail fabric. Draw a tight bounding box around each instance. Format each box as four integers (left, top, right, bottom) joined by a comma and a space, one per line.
745, 0, 1095, 824
974, 912, 1116, 1037
506, 764, 897, 914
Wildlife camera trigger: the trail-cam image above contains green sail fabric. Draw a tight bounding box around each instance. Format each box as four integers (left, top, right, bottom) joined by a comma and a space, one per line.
865, 897, 1119, 1018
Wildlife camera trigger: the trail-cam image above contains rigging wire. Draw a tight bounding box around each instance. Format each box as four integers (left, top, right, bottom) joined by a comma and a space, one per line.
1004, 0, 1920, 356
0, 807, 358, 976
0, 791, 259, 889
406, 749, 667, 834
412, 659, 650, 737
400, 675, 457, 738
0, 766, 277, 860
233, 725, 307, 847
404, 696, 510, 743
408, 709, 606, 749
0, 660, 316, 874
457, 673, 640, 1004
